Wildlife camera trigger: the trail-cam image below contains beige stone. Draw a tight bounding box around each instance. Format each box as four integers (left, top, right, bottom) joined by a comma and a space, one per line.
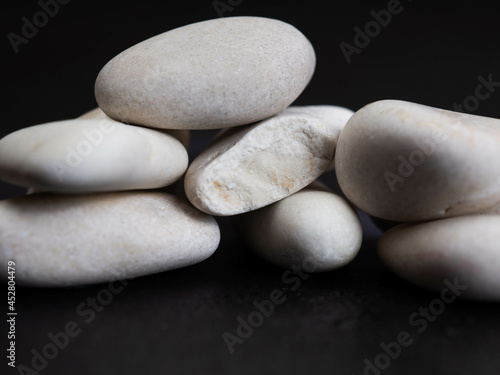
235, 181, 362, 271
378, 215, 500, 301
0, 118, 188, 193
335, 100, 500, 222
0, 192, 220, 287
184, 106, 343, 215
95, 16, 316, 130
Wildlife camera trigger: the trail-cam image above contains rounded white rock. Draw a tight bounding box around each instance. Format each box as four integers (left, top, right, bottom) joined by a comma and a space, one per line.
377, 215, 500, 301
95, 16, 316, 130
0, 118, 188, 193
235, 182, 362, 271
184, 106, 344, 216
335, 100, 500, 222
0, 192, 220, 287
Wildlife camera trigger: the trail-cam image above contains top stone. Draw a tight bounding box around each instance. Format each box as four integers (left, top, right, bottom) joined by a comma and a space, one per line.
94, 17, 316, 130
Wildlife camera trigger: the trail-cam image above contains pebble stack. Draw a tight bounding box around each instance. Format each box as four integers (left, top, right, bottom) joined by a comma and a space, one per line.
0, 16, 360, 287
1, 16, 499, 301
335, 100, 500, 301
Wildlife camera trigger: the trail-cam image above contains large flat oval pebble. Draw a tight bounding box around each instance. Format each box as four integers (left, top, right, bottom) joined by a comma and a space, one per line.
184, 106, 348, 215
335, 100, 500, 222
235, 181, 362, 271
0, 192, 220, 287
80, 107, 190, 149
95, 16, 316, 130
0, 119, 188, 193
378, 215, 500, 301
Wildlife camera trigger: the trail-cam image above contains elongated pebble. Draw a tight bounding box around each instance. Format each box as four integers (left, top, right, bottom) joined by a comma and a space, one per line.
79, 107, 190, 149
235, 181, 362, 271
0, 118, 188, 193
95, 16, 316, 130
378, 215, 500, 301
0, 192, 220, 287
335, 100, 500, 222
184, 106, 344, 215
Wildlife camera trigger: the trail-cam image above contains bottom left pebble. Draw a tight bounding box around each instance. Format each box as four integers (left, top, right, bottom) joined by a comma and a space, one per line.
0, 191, 220, 288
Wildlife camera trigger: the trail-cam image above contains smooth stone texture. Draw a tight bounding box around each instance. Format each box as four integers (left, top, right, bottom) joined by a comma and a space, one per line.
0, 192, 220, 287
77, 108, 189, 197
80, 107, 190, 149
378, 215, 500, 301
335, 100, 500, 222
95, 16, 316, 130
184, 106, 345, 216
235, 181, 362, 271
0, 118, 188, 193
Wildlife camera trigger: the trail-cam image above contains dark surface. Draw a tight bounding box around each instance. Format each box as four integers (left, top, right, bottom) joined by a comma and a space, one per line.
2, 1, 500, 374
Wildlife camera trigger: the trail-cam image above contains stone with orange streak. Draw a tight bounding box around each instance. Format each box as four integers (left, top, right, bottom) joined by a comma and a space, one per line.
185, 105, 352, 216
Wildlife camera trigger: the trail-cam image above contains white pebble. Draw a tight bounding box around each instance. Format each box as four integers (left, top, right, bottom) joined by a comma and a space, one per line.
378, 215, 500, 301
336, 99, 500, 222
95, 16, 316, 130
0, 118, 188, 193
0, 192, 220, 287
235, 181, 362, 271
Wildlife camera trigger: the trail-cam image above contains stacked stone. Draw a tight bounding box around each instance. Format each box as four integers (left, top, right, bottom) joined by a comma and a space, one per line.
0, 17, 361, 287
2, 17, 497, 302
335, 100, 500, 301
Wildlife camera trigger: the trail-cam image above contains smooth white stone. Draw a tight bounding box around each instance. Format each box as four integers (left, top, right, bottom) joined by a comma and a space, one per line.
378, 215, 500, 301
0, 192, 220, 287
95, 16, 316, 130
0, 118, 188, 193
235, 181, 362, 271
335, 100, 500, 222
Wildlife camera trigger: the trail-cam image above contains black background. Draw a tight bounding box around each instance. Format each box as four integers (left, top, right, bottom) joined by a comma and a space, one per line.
2, 1, 500, 374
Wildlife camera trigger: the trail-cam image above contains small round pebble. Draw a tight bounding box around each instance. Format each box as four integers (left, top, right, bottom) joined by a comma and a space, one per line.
235, 181, 362, 271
